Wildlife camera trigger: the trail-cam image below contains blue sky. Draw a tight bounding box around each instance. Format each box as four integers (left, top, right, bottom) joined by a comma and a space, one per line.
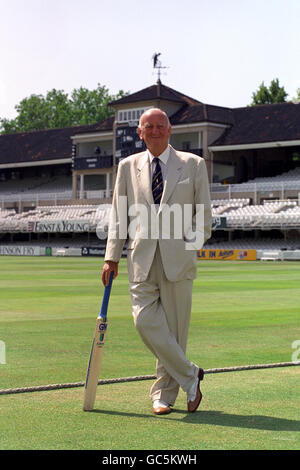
0, 0, 299, 119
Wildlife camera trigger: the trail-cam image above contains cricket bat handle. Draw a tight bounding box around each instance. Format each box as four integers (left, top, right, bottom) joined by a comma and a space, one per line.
100, 271, 114, 321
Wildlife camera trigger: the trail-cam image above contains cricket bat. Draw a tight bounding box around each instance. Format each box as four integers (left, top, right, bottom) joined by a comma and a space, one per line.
83, 271, 114, 411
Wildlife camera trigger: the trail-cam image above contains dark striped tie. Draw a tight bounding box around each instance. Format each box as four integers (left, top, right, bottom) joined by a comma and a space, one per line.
152, 157, 163, 205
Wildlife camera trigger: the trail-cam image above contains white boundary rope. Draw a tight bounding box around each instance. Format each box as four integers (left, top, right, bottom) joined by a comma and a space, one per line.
0, 361, 299, 396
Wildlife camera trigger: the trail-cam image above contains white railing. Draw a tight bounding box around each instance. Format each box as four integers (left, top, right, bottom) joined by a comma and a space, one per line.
0, 191, 72, 202
1, 179, 300, 206
211, 181, 300, 203
0, 189, 113, 208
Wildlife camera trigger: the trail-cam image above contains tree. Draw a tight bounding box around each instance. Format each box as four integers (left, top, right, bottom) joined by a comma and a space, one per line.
70, 84, 122, 126
0, 84, 128, 134
251, 78, 288, 106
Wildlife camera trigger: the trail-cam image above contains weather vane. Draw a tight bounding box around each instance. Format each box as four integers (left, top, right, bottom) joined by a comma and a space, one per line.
152, 53, 168, 81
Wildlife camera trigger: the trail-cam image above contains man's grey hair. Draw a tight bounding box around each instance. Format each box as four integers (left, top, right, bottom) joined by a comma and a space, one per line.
138, 108, 170, 129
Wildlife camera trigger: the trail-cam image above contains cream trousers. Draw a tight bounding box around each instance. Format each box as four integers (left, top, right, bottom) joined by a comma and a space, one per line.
129, 247, 198, 406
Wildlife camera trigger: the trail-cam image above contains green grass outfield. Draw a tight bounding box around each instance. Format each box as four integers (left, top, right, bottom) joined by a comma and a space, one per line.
0, 256, 299, 450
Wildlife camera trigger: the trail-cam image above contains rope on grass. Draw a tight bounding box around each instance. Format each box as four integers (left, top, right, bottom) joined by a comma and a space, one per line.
0, 361, 299, 396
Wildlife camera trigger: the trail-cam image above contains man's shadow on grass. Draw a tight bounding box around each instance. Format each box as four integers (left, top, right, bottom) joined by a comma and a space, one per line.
91, 409, 300, 432
179, 410, 300, 432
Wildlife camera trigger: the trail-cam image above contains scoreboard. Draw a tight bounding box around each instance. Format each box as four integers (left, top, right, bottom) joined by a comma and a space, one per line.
115, 125, 146, 161
73, 155, 112, 170
72, 124, 147, 171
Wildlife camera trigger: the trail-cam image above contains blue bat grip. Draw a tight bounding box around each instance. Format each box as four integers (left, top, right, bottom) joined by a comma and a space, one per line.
99, 271, 114, 321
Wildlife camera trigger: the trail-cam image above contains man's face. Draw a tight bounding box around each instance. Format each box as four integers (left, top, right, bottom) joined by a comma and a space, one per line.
138, 110, 171, 156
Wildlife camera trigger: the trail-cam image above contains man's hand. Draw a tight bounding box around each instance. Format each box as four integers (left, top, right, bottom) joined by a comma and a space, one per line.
102, 261, 118, 286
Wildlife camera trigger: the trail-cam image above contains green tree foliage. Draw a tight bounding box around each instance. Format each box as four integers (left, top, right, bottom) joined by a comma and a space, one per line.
251, 78, 288, 106
0, 84, 128, 134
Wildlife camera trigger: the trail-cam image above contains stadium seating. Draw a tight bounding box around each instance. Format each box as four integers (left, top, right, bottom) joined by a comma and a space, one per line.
0, 205, 111, 232
211, 200, 300, 228
0, 176, 71, 194
228, 168, 300, 193
246, 167, 300, 184
1, 164, 300, 253
0, 174, 109, 198
1, 196, 300, 233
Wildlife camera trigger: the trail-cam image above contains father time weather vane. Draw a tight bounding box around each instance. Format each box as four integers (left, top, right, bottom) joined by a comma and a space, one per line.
152, 53, 169, 82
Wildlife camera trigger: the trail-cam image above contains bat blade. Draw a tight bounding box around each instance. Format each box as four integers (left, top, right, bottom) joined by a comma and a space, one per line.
83, 316, 107, 411
83, 272, 113, 411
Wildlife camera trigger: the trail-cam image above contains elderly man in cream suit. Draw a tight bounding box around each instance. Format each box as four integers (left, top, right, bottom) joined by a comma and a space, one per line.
102, 108, 212, 415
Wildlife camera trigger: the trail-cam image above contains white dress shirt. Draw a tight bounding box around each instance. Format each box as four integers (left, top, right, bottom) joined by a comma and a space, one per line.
147, 144, 170, 183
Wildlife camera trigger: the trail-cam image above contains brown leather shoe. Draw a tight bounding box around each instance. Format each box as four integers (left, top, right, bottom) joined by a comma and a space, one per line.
187, 368, 204, 413
153, 400, 172, 415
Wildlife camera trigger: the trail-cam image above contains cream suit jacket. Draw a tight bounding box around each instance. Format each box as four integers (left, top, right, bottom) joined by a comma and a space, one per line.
105, 145, 212, 282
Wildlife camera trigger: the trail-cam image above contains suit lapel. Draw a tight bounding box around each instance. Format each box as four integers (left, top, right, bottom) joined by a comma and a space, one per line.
137, 151, 154, 208
159, 147, 183, 211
